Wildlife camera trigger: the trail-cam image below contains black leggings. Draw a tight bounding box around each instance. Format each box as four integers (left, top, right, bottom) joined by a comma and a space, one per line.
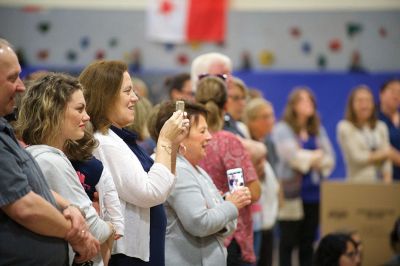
279, 203, 319, 266
258, 228, 274, 266
109, 254, 147, 266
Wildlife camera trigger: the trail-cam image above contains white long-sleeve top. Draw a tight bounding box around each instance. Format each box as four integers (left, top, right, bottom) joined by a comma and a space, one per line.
96, 165, 124, 236
93, 129, 176, 261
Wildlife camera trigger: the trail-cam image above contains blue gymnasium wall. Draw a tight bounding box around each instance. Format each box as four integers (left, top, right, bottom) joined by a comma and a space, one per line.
235, 71, 400, 179
18, 67, 399, 178
2, 5, 399, 178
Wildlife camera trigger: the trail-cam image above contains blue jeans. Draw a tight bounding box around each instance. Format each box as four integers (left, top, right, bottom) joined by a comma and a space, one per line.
253, 230, 262, 263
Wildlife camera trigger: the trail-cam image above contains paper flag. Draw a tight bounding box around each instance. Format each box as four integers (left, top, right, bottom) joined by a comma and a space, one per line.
66, 50, 77, 62
189, 41, 202, 51
37, 49, 49, 61
329, 39, 342, 52
37, 21, 51, 34
21, 5, 43, 13
130, 49, 142, 72
379, 27, 387, 38
164, 43, 175, 51
240, 51, 252, 71
80, 36, 90, 49
95, 50, 105, 60
301, 42, 312, 55
216, 41, 225, 48
259, 50, 275, 66
346, 22, 363, 38
290, 27, 301, 38
317, 54, 327, 69
177, 53, 189, 66
109, 37, 118, 48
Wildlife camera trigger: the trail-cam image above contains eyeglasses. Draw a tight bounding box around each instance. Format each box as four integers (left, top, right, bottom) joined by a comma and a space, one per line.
228, 95, 246, 102
343, 250, 359, 260
255, 114, 274, 120
198, 73, 228, 82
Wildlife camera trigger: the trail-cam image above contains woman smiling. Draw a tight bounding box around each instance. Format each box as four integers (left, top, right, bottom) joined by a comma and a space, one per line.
79, 61, 189, 266
151, 101, 251, 266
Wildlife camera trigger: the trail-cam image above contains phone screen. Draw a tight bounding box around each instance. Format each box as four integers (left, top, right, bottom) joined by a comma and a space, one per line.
226, 168, 244, 192
176, 100, 185, 112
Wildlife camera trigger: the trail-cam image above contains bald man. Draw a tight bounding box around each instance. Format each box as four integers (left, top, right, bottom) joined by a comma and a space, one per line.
0, 38, 99, 265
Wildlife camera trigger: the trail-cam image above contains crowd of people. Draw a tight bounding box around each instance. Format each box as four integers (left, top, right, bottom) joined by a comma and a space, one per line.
1, 36, 399, 266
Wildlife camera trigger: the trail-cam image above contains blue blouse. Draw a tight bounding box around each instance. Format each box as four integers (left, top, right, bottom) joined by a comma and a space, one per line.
299, 136, 321, 203
70, 157, 103, 201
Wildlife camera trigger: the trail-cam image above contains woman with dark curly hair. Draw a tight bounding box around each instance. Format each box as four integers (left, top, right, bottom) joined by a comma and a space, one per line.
313, 233, 359, 266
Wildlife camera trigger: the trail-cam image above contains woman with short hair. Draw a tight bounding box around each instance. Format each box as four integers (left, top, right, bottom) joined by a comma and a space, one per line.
151, 101, 251, 266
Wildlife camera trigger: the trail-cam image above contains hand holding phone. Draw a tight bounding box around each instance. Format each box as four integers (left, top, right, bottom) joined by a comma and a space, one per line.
225, 186, 251, 210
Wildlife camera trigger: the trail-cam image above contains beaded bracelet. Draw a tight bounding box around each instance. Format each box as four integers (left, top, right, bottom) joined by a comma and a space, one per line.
160, 143, 172, 155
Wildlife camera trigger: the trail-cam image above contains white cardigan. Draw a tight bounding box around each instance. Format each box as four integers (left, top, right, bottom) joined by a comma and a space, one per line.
93, 129, 175, 261
337, 120, 392, 182
96, 165, 124, 236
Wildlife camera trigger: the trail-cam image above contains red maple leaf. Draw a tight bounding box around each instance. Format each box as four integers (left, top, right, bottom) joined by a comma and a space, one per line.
159, 0, 174, 15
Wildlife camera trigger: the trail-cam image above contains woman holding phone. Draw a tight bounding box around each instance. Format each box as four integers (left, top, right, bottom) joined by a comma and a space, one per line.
79, 60, 189, 266
150, 101, 251, 266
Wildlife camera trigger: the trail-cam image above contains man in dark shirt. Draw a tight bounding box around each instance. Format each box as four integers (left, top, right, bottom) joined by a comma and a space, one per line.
0, 38, 100, 265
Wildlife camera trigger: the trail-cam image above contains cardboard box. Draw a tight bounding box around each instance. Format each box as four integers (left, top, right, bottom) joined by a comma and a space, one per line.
321, 181, 400, 266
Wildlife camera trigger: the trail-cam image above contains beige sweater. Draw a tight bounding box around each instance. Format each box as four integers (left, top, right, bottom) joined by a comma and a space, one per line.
337, 120, 392, 182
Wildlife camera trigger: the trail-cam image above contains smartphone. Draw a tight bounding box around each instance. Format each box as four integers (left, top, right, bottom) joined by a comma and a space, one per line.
176, 100, 185, 112
226, 168, 245, 192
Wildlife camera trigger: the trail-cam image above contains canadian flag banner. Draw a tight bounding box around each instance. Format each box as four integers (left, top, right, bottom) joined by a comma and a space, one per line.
146, 0, 227, 44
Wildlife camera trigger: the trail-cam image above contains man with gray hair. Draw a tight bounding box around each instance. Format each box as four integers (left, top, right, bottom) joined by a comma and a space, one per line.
0, 38, 99, 265
191, 52, 232, 91
191, 52, 263, 266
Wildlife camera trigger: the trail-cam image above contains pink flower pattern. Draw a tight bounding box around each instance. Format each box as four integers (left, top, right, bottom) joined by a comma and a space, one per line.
199, 130, 257, 263
76, 171, 91, 192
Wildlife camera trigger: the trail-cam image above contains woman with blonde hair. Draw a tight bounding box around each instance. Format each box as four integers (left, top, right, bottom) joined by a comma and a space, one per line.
17, 72, 114, 264
79, 60, 189, 266
196, 76, 259, 266
337, 85, 392, 183
243, 98, 280, 266
272, 87, 335, 266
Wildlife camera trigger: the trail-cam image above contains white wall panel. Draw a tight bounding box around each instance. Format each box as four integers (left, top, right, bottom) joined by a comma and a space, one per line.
0, 0, 399, 11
